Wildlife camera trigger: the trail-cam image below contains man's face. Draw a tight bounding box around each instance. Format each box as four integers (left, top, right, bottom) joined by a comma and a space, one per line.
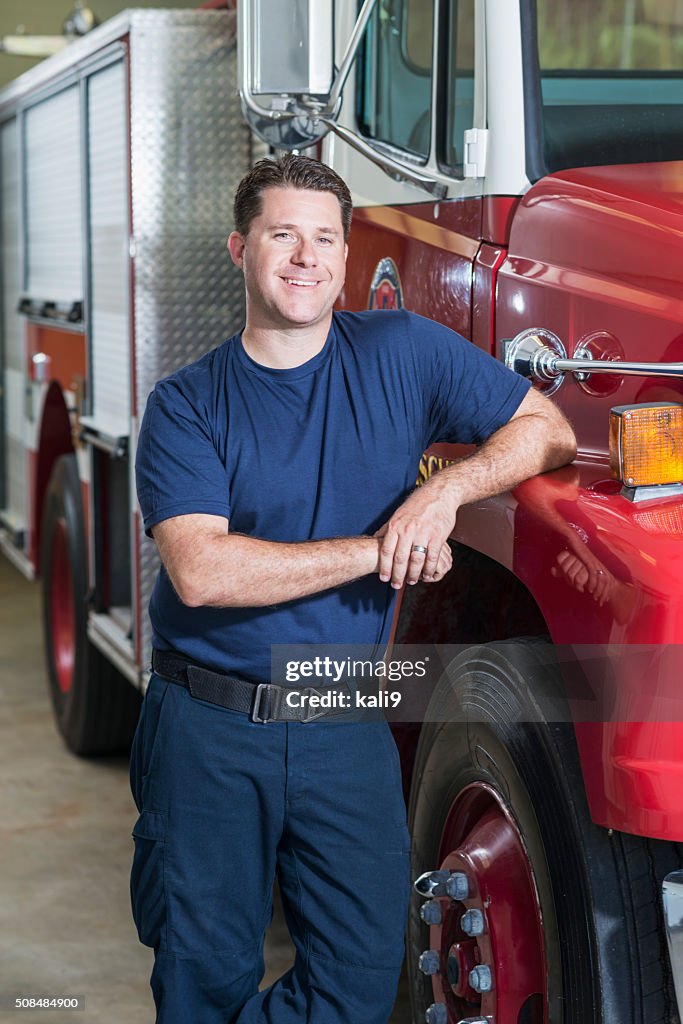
228, 186, 348, 332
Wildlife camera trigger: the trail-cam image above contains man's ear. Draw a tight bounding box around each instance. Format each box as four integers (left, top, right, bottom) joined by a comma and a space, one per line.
227, 231, 246, 269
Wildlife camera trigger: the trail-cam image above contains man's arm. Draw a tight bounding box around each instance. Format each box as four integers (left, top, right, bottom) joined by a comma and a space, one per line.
153, 514, 453, 608
378, 387, 577, 589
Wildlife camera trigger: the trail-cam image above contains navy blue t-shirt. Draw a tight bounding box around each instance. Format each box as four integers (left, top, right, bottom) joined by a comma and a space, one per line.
136, 309, 530, 681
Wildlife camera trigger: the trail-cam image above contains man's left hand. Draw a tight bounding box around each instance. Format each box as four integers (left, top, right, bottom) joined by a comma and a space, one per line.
377, 476, 458, 589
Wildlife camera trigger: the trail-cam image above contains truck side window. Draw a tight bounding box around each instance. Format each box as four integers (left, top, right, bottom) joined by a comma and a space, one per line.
440, 0, 475, 175
358, 0, 434, 159
532, 0, 683, 173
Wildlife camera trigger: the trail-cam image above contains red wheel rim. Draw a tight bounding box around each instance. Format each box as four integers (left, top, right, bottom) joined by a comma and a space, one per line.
49, 517, 75, 695
428, 782, 547, 1024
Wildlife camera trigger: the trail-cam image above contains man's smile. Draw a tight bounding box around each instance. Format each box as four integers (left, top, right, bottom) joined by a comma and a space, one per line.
282, 277, 321, 288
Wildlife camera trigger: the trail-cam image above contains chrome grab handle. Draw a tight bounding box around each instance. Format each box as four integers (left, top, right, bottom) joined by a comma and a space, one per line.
79, 425, 128, 459
544, 356, 683, 380
503, 328, 683, 394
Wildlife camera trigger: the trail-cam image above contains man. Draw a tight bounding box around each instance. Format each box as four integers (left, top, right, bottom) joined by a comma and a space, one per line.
131, 154, 576, 1024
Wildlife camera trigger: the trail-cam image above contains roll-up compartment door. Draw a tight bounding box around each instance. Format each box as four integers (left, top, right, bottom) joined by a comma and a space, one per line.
1, 117, 27, 539
86, 60, 130, 440
25, 85, 84, 306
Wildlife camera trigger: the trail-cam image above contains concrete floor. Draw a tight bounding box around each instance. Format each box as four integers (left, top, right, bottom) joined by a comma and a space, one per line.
0, 555, 412, 1023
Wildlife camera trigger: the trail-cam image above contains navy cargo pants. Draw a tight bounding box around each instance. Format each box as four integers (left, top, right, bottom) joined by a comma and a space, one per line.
129, 674, 411, 1023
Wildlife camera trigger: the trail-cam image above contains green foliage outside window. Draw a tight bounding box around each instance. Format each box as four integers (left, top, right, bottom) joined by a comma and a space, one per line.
537, 0, 683, 71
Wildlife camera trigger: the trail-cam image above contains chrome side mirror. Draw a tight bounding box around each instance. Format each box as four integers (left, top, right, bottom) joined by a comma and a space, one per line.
237, 0, 379, 149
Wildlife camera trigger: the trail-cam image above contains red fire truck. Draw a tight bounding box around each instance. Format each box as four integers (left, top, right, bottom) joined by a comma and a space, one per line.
2, 0, 683, 1021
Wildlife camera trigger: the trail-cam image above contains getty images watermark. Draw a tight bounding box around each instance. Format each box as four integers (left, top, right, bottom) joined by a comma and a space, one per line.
271, 643, 683, 723
280, 650, 429, 712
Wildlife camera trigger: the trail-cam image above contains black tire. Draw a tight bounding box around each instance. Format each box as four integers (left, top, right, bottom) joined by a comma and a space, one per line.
408, 639, 682, 1024
41, 454, 141, 755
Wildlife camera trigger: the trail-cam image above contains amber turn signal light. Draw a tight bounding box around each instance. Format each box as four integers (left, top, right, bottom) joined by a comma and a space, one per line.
610, 403, 683, 487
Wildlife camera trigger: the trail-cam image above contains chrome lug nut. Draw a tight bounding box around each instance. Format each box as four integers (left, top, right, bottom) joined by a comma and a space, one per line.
445, 871, 469, 901
418, 949, 440, 976
414, 870, 451, 898
424, 1003, 448, 1024
461, 908, 485, 936
420, 900, 443, 925
469, 964, 493, 993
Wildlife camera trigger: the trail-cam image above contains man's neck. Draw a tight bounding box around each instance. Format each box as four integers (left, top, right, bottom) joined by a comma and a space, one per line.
241, 317, 333, 369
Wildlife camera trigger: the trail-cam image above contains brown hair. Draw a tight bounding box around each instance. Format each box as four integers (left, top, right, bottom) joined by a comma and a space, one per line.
233, 154, 353, 242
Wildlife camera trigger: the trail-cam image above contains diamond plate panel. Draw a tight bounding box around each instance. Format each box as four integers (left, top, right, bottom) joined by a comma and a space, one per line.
129, 10, 250, 671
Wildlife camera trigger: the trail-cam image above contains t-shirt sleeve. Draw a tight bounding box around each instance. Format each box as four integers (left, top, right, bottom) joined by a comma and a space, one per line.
413, 314, 532, 446
135, 377, 231, 537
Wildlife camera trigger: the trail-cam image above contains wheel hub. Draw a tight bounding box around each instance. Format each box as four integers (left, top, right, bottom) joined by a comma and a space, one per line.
416, 782, 547, 1024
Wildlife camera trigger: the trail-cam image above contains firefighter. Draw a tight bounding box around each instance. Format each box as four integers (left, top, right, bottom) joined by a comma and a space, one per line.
130, 154, 576, 1023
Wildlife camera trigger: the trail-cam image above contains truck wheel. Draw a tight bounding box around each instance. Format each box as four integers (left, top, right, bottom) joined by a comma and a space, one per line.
408, 640, 681, 1024
41, 454, 141, 755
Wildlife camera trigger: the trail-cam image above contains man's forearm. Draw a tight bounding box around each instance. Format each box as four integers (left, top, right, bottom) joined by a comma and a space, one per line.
160, 529, 380, 609
433, 407, 577, 510
376, 395, 576, 589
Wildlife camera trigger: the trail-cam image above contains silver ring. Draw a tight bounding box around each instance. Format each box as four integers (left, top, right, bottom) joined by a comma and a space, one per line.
412, 544, 428, 555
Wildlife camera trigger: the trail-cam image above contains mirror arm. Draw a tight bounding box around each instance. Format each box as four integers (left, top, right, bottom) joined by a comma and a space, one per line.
324, 0, 381, 115
239, 83, 285, 123
320, 118, 447, 199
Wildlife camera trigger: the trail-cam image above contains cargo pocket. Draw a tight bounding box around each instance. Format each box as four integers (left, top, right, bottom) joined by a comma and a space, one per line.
129, 676, 171, 811
130, 810, 167, 949
379, 722, 412, 853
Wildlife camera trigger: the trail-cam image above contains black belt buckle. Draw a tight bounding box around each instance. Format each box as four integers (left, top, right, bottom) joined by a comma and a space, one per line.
251, 681, 339, 723
251, 682, 274, 723
301, 688, 331, 723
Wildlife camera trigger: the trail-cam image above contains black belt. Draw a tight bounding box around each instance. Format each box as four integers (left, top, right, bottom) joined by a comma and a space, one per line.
151, 649, 350, 724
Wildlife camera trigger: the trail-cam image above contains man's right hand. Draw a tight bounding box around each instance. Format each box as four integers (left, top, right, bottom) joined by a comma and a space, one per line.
373, 527, 453, 587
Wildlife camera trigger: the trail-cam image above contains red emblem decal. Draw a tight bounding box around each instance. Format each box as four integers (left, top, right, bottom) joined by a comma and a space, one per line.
368, 257, 404, 311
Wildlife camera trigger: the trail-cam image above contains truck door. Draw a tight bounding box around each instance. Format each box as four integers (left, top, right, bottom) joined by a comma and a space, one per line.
328, 0, 483, 341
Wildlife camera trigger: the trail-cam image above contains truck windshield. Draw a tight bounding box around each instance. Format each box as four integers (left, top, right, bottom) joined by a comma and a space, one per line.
525, 0, 683, 177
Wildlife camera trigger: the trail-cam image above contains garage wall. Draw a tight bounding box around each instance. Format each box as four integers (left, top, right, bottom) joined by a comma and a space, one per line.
0, 1, 198, 90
